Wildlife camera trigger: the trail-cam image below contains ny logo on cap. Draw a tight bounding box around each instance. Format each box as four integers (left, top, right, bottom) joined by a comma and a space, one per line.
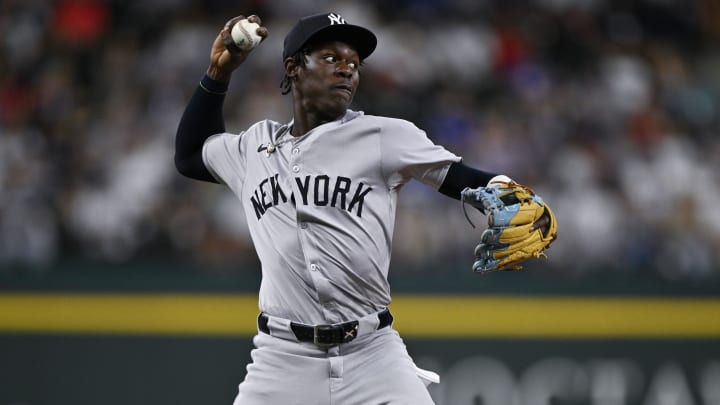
327, 13, 346, 25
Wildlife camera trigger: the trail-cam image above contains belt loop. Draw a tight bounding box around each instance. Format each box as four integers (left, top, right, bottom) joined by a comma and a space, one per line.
257, 312, 270, 334
265, 313, 298, 341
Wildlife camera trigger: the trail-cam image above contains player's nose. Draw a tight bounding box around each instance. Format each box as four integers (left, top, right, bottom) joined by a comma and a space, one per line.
335, 61, 354, 77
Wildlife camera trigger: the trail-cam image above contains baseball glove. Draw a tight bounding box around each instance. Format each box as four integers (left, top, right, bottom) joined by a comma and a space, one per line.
461, 178, 557, 273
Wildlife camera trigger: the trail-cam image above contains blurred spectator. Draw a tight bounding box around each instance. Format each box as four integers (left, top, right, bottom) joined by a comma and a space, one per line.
52, 0, 109, 47
1, 0, 719, 280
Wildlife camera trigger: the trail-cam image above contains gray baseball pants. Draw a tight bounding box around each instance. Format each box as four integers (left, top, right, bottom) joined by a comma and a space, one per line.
232, 315, 436, 404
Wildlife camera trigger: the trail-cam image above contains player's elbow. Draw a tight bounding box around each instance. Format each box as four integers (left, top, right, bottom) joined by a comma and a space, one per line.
174, 154, 218, 183
174, 154, 191, 177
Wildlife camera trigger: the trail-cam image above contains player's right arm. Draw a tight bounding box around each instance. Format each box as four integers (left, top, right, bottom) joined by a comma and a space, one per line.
174, 15, 267, 182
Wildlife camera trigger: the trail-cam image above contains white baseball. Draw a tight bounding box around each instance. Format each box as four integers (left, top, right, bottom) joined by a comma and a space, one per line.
487, 175, 513, 186
231, 19, 262, 51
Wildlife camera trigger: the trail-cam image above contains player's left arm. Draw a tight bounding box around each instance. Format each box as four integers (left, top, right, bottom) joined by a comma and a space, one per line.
393, 127, 556, 271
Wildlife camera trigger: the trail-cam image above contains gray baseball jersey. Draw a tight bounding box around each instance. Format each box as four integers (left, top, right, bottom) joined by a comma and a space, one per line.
202, 109, 460, 325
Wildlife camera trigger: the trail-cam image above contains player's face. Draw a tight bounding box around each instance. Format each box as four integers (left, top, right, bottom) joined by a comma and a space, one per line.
295, 41, 361, 120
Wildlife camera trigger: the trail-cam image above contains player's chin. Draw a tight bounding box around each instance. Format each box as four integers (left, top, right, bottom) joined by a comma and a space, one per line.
323, 98, 353, 117
329, 85, 355, 101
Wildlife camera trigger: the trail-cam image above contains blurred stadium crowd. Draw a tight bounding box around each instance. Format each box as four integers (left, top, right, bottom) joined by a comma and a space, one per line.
1, 0, 720, 279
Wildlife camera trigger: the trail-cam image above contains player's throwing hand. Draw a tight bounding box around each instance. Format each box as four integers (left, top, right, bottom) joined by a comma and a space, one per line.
208, 15, 267, 82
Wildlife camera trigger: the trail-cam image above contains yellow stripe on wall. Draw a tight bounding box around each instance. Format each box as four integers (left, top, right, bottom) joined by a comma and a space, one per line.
0, 293, 259, 336
1, 293, 719, 338
390, 296, 720, 338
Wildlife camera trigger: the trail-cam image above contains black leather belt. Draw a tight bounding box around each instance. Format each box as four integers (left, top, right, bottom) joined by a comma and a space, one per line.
258, 308, 393, 346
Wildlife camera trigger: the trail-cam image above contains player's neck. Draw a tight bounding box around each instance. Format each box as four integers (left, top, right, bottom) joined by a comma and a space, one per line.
291, 110, 346, 136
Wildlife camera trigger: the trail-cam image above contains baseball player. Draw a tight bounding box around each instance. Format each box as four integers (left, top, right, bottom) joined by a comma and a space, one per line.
175, 12, 553, 404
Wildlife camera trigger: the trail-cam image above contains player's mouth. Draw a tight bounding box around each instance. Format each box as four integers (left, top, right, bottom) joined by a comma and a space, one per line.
333, 84, 353, 96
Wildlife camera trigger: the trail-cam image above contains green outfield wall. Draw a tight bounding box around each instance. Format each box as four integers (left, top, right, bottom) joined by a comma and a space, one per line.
1, 265, 719, 405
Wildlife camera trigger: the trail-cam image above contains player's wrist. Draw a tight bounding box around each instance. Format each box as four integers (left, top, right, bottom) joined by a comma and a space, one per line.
200, 73, 230, 95
205, 65, 234, 84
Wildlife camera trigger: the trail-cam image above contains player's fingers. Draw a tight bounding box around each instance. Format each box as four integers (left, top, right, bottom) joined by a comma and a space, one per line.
247, 14, 261, 26
257, 26, 269, 39
219, 16, 245, 55
246, 15, 269, 40
224, 15, 246, 31
221, 29, 243, 55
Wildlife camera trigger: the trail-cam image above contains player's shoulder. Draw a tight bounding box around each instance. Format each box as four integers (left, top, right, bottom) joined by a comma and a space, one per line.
209, 119, 284, 141
245, 119, 286, 137
351, 111, 422, 132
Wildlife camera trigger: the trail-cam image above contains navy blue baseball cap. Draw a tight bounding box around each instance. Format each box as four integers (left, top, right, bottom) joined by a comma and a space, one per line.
283, 12, 377, 60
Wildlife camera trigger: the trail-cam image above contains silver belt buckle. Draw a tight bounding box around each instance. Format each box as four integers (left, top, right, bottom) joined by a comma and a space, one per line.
313, 324, 335, 347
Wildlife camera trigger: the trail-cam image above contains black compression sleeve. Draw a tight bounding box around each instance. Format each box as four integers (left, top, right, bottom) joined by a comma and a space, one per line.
438, 162, 499, 201
174, 75, 229, 183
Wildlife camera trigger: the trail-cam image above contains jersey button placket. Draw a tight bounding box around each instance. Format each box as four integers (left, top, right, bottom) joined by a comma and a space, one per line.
289, 142, 300, 171
290, 141, 305, 228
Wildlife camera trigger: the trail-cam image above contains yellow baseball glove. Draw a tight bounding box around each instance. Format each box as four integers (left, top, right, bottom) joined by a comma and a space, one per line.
461, 179, 557, 273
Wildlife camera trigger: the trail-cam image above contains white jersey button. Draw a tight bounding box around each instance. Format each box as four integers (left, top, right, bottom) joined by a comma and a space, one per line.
292, 148, 300, 154
292, 165, 300, 173
310, 264, 317, 271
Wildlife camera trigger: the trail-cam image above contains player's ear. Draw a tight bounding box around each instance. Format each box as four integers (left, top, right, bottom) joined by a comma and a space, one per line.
284, 57, 299, 79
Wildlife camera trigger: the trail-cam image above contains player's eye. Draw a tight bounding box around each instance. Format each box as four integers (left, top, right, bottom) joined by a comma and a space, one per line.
321, 54, 359, 71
